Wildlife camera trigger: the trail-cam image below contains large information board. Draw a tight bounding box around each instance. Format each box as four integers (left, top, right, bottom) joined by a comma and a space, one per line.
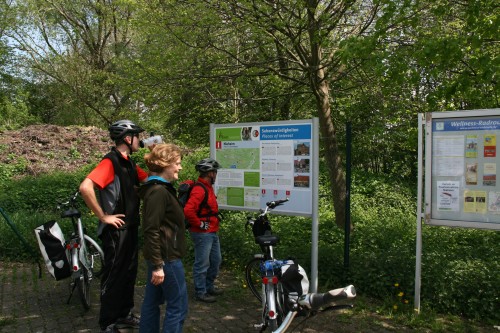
425, 109, 500, 230
210, 119, 317, 216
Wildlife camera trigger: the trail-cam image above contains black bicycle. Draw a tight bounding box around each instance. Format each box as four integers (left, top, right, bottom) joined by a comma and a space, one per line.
244, 198, 356, 332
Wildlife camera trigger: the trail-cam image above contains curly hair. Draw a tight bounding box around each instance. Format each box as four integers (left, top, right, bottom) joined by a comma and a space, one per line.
144, 143, 182, 173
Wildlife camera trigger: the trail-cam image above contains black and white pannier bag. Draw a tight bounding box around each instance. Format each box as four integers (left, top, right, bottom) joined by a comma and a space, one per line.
280, 260, 310, 297
34, 220, 71, 280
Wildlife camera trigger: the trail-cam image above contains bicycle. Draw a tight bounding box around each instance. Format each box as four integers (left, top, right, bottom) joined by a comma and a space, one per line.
58, 190, 104, 310
244, 198, 356, 332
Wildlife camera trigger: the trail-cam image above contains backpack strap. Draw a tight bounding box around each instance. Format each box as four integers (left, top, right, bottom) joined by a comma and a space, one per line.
192, 182, 210, 217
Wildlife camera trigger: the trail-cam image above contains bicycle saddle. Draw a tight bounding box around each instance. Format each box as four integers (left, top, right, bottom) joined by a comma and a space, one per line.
61, 208, 81, 218
255, 233, 280, 246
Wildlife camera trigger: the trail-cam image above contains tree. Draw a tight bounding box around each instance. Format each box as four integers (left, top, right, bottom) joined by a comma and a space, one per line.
135, 0, 420, 229
7, 0, 140, 126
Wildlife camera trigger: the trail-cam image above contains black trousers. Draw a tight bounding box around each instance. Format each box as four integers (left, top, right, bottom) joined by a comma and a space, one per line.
98, 225, 139, 329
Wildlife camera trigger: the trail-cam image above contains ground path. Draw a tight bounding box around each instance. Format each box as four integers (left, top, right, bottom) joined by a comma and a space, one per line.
5, 261, 486, 333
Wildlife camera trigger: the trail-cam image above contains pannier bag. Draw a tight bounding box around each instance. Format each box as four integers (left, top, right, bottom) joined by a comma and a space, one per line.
280, 260, 310, 296
34, 220, 71, 280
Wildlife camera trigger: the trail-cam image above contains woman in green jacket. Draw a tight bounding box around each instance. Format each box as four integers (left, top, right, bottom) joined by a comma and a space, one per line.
138, 143, 187, 333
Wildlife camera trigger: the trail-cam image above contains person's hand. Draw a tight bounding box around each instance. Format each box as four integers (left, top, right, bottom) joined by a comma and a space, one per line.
151, 267, 164, 286
100, 214, 126, 229
200, 221, 210, 230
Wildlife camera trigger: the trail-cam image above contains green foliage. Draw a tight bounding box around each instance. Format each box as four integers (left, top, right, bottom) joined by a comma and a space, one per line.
421, 227, 500, 321
0, 154, 28, 182
0, 169, 89, 214
0, 87, 39, 131
0, 211, 52, 261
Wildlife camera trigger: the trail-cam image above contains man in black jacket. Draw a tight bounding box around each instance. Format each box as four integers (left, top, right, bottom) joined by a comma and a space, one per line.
80, 120, 146, 333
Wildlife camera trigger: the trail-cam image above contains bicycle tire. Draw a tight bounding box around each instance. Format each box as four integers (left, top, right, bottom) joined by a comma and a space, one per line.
245, 257, 263, 302
84, 235, 104, 277
76, 262, 91, 310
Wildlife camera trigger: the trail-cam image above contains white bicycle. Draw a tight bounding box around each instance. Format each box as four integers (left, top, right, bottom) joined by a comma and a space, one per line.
245, 199, 356, 332
58, 191, 104, 310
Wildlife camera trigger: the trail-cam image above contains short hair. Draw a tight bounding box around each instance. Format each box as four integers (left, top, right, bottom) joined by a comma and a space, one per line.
144, 143, 182, 173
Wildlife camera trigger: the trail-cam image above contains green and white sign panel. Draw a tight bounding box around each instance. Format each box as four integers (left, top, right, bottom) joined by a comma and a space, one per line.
210, 119, 317, 216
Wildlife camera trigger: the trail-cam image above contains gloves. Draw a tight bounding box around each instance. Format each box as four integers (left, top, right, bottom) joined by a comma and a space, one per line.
200, 221, 210, 230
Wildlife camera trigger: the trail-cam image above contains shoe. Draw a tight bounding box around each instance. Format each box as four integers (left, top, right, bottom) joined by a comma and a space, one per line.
195, 293, 216, 303
115, 312, 140, 329
207, 288, 223, 296
101, 324, 119, 333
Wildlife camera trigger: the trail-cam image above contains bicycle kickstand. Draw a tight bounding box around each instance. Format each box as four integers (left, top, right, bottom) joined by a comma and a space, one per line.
67, 281, 77, 304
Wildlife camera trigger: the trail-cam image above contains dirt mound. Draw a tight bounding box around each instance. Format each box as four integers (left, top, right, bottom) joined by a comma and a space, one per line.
0, 124, 112, 177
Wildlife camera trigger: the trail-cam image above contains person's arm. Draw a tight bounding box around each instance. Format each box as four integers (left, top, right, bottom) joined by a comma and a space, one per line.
142, 186, 165, 286
184, 185, 206, 228
79, 177, 125, 229
136, 165, 148, 183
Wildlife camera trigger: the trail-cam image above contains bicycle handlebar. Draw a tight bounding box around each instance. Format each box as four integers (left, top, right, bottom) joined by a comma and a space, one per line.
298, 285, 356, 310
57, 191, 79, 210
265, 198, 289, 210
246, 198, 289, 227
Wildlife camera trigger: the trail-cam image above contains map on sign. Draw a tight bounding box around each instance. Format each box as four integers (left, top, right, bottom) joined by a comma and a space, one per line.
217, 148, 260, 170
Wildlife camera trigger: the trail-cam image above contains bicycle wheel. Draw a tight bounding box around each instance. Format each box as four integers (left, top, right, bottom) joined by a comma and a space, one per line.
245, 257, 263, 302
76, 260, 91, 310
84, 235, 104, 277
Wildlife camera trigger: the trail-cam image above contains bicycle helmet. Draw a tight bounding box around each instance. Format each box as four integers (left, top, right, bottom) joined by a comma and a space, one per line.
195, 158, 221, 173
108, 119, 144, 141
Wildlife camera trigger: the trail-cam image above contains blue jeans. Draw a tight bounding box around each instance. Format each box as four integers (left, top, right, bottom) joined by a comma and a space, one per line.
190, 232, 222, 296
139, 259, 188, 333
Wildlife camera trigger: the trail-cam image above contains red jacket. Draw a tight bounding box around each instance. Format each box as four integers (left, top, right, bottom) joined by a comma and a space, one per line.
184, 177, 220, 233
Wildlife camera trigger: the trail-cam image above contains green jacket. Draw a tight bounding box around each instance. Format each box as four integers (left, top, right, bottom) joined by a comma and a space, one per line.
138, 179, 186, 266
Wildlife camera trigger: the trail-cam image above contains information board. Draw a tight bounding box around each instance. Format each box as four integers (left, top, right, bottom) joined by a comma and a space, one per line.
210, 119, 317, 216
424, 109, 500, 230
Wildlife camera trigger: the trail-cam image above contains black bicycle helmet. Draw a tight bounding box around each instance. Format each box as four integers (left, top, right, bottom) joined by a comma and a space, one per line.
108, 119, 144, 141
195, 158, 221, 173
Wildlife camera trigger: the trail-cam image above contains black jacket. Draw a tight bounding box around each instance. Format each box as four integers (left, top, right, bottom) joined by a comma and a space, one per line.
138, 180, 186, 265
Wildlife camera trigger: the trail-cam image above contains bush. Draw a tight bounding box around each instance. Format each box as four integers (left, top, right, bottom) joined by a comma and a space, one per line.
0, 168, 93, 214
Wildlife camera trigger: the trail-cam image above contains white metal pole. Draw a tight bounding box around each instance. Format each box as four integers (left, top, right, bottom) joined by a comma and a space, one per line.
310, 117, 320, 293
414, 113, 424, 313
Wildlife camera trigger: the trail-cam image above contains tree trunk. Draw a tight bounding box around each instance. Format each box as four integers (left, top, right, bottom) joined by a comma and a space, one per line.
313, 68, 347, 229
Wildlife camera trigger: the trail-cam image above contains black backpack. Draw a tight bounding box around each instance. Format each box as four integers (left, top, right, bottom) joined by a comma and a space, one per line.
178, 180, 209, 228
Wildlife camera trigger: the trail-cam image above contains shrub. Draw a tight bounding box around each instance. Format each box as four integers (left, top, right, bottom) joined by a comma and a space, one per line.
0, 168, 91, 214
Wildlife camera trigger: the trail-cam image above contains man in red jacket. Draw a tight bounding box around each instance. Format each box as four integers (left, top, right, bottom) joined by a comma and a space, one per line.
184, 158, 222, 303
